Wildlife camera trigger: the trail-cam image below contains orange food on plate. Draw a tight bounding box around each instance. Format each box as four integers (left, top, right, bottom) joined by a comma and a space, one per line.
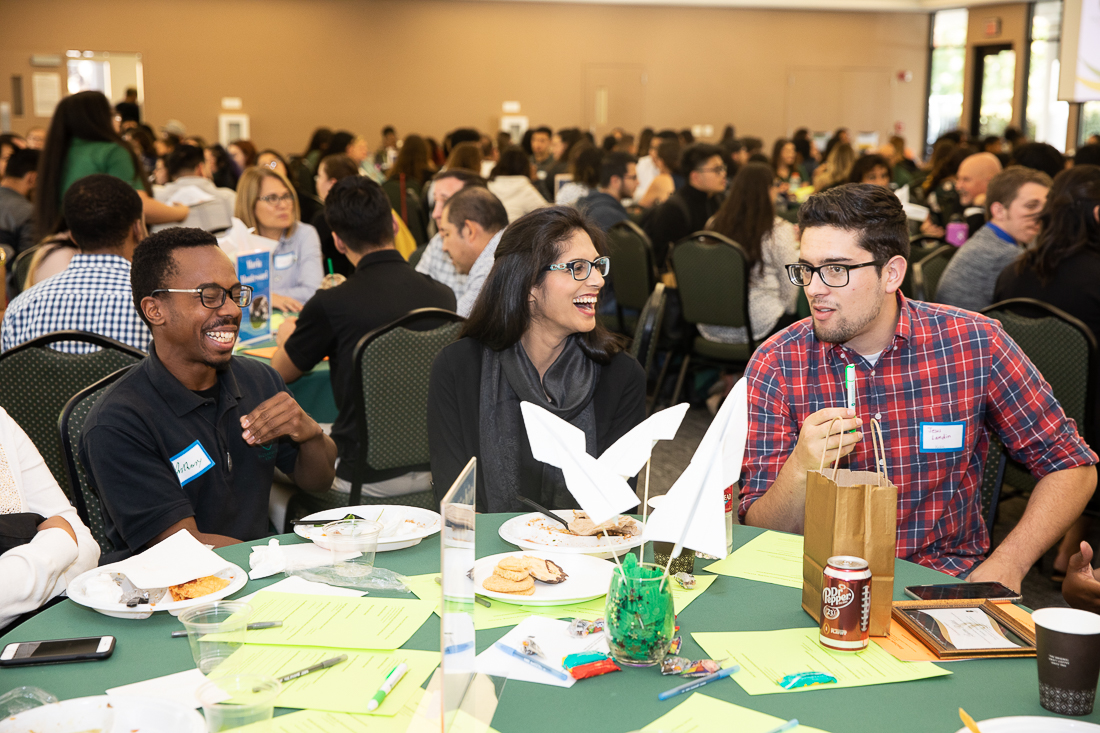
168, 575, 230, 602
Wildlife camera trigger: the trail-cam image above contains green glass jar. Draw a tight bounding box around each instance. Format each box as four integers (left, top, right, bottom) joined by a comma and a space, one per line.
605, 557, 675, 667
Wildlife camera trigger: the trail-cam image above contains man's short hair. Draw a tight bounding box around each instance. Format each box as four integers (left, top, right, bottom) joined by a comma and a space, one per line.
1012, 142, 1065, 179
324, 176, 394, 253
532, 126, 552, 138
449, 128, 480, 147
681, 143, 725, 177
3, 148, 38, 179
599, 151, 637, 188
434, 168, 487, 188
165, 144, 204, 180
131, 227, 220, 325
1077, 144, 1100, 167
382, 126, 395, 137
742, 137, 765, 154
985, 166, 1052, 217
63, 174, 143, 253
444, 186, 508, 235
319, 154, 359, 181
798, 183, 909, 264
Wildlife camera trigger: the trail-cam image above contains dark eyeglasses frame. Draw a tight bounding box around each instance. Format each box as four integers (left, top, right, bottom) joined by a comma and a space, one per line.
785, 260, 887, 288
544, 257, 611, 281
152, 284, 254, 309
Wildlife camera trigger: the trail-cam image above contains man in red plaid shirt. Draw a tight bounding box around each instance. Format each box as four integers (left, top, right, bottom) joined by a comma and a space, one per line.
740, 184, 1097, 591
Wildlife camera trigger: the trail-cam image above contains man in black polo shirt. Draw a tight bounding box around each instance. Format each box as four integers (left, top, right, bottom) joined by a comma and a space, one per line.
80, 228, 336, 555
272, 176, 455, 498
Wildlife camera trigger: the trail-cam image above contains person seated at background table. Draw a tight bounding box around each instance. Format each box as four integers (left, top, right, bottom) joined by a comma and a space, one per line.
152, 145, 236, 235
636, 136, 682, 210
995, 164, 1100, 581
937, 166, 1051, 312
2, 174, 152, 354
771, 138, 807, 191
0, 148, 38, 260
427, 206, 646, 512
272, 177, 455, 499
0, 406, 99, 631
487, 146, 550, 224
310, 153, 360, 278
645, 143, 727, 271
256, 149, 290, 180
951, 152, 1003, 239
79, 227, 336, 556
416, 169, 485, 300
811, 142, 856, 192
554, 142, 600, 207
846, 154, 892, 188
738, 183, 1097, 592
234, 167, 322, 313
1076, 144, 1100, 167
576, 151, 638, 232
439, 186, 509, 317
1012, 142, 1066, 180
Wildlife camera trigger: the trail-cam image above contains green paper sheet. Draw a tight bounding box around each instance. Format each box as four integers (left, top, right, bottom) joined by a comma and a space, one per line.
212, 645, 438, 715
643, 693, 832, 732
228, 591, 436, 649
406, 572, 715, 630
692, 628, 951, 695
703, 531, 804, 588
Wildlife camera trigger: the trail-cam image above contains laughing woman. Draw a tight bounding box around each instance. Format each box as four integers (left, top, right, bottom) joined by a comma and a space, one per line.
427, 206, 646, 513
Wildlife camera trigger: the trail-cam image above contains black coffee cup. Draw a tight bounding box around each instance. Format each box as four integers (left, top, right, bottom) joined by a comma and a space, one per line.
1032, 607, 1100, 716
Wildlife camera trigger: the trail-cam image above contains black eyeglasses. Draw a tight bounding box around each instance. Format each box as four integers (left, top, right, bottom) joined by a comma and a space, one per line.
152, 285, 254, 308
545, 257, 610, 281
785, 260, 886, 288
257, 192, 294, 206
696, 164, 727, 175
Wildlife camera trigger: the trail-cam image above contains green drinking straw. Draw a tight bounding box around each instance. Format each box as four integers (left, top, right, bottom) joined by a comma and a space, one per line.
327, 258, 335, 275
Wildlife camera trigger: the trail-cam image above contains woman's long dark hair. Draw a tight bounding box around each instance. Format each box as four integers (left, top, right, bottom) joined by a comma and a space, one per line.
388, 134, 430, 185
462, 206, 624, 364
1017, 165, 1100, 283
303, 127, 332, 157
491, 146, 531, 179
35, 90, 148, 239
771, 138, 794, 177
707, 162, 776, 269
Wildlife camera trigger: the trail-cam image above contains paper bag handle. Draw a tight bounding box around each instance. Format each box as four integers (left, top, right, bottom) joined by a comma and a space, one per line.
870, 417, 888, 486
817, 417, 846, 479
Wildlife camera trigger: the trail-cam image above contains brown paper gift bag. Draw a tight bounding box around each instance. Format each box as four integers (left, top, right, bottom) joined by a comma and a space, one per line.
801, 418, 897, 637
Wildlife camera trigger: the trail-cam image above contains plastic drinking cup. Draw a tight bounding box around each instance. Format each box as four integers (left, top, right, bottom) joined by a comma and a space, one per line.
178, 601, 252, 675
324, 518, 382, 578
197, 674, 280, 731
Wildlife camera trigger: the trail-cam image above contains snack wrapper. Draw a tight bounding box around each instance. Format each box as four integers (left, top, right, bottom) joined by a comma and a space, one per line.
674, 572, 696, 590
777, 671, 838, 689
567, 617, 605, 637
562, 651, 620, 680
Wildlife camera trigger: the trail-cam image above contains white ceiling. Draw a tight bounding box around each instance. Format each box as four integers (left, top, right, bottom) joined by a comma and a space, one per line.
471, 0, 1012, 12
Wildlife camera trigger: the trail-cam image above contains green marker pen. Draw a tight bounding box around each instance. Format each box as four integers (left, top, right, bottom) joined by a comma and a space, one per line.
844, 364, 857, 432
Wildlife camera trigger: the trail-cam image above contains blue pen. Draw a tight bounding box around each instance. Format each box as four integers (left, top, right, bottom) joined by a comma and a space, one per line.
657, 664, 741, 701
762, 720, 799, 733
493, 642, 569, 682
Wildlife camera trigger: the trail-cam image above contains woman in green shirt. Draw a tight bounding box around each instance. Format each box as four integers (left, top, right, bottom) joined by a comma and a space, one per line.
34, 91, 188, 241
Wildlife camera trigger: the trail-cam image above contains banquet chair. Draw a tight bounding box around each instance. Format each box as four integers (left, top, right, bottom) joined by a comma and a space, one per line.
980, 299, 1097, 507
0, 331, 145, 500
630, 283, 667, 416
604, 220, 657, 335
59, 365, 135, 555
383, 176, 429, 245
288, 308, 464, 519
910, 244, 955, 302
900, 235, 944, 299
407, 245, 427, 270
667, 231, 755, 405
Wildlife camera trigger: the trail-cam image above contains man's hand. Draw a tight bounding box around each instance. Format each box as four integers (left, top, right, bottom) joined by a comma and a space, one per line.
241, 393, 323, 446
966, 555, 1025, 593
790, 407, 862, 476
920, 218, 945, 238
37, 515, 77, 545
1063, 541, 1100, 613
275, 316, 298, 347
272, 294, 303, 313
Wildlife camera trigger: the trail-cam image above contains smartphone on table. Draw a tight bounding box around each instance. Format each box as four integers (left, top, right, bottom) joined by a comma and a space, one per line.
903, 581, 1022, 602
0, 635, 115, 667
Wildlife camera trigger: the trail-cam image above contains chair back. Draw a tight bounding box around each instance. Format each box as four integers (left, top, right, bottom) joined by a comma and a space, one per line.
631, 283, 667, 373
10, 245, 39, 295
59, 366, 134, 554
606, 220, 656, 312
0, 331, 144, 496
407, 245, 427, 270
351, 308, 465, 504
671, 231, 752, 334
911, 244, 955, 302
901, 237, 945, 299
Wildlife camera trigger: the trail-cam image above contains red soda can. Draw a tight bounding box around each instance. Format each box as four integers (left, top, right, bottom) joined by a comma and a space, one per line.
819, 555, 871, 652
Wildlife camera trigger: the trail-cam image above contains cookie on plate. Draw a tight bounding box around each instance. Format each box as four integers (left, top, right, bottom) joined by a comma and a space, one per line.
483, 574, 535, 595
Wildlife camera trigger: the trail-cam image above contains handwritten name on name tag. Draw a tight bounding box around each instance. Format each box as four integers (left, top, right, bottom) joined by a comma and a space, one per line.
919, 422, 965, 453
171, 440, 215, 486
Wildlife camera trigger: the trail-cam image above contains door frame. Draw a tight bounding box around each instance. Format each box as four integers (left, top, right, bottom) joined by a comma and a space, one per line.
969, 43, 1014, 135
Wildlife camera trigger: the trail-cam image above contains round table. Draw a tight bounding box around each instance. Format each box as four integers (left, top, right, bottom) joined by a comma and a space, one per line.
2, 517, 1093, 732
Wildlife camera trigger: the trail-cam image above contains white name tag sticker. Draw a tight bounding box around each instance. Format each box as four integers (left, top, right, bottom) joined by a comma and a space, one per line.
919, 422, 965, 453
273, 252, 296, 270
170, 440, 215, 486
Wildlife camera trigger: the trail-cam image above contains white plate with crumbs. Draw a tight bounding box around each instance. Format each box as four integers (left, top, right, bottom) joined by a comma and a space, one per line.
952, 718, 1100, 733
67, 562, 247, 619
294, 504, 441, 551
498, 510, 644, 559
474, 551, 614, 606
0, 695, 205, 733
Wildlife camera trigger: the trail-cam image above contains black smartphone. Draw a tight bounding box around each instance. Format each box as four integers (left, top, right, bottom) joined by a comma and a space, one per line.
904, 581, 1022, 602
0, 635, 115, 667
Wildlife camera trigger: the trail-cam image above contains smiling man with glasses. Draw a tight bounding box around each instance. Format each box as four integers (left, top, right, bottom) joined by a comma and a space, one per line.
737, 183, 1097, 592
79, 227, 336, 558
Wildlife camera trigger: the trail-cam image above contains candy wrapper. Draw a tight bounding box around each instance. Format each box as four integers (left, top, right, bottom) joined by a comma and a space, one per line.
778, 671, 838, 689
521, 637, 546, 659
667, 636, 683, 656
674, 572, 696, 590
567, 618, 605, 637
660, 656, 721, 676
562, 651, 620, 680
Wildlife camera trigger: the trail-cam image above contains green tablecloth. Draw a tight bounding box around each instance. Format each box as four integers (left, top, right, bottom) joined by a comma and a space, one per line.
239, 341, 337, 424
3, 519, 1095, 732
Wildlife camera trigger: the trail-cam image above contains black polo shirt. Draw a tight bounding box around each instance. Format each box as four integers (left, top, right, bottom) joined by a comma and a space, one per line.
283, 248, 456, 481
79, 343, 300, 555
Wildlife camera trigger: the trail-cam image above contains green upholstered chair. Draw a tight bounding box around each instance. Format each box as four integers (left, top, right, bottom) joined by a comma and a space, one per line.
901, 235, 945, 300
288, 308, 464, 519
59, 366, 135, 554
980, 298, 1097, 506
407, 245, 427, 270
0, 331, 145, 500
630, 283, 667, 416
911, 244, 956, 302
604, 220, 657, 335
382, 177, 429, 245
668, 230, 755, 405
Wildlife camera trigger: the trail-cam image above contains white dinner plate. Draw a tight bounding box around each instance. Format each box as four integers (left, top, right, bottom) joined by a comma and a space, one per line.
294, 504, 441, 551
498, 510, 644, 560
953, 717, 1100, 733
67, 562, 248, 619
0, 695, 205, 733
474, 550, 614, 606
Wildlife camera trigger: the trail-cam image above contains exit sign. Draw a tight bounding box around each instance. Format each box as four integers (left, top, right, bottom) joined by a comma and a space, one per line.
984, 17, 1002, 37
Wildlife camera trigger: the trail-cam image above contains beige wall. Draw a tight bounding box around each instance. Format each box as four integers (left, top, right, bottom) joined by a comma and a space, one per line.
0, 0, 930, 155
960, 2, 1030, 133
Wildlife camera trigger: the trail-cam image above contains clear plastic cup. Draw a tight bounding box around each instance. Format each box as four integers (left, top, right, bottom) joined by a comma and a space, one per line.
323, 518, 383, 578
197, 674, 280, 731
178, 601, 252, 675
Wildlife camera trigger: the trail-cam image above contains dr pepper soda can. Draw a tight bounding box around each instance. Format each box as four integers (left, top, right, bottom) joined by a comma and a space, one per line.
820, 555, 871, 652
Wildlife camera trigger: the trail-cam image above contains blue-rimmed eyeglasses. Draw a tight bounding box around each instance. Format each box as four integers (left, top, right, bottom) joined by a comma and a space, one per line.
544, 257, 610, 281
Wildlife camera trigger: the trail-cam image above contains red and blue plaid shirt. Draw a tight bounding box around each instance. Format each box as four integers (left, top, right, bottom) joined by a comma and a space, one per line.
739, 292, 1097, 575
